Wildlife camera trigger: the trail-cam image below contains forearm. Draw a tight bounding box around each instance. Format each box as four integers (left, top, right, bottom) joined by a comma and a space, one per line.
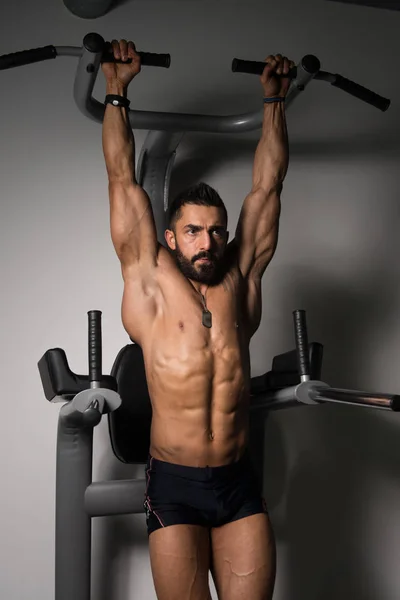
102, 81, 137, 185
252, 102, 289, 193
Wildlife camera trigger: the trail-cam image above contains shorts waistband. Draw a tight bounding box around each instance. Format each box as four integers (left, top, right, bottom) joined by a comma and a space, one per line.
147, 451, 250, 482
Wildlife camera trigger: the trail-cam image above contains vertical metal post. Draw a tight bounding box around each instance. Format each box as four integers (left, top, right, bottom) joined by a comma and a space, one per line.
55, 408, 93, 600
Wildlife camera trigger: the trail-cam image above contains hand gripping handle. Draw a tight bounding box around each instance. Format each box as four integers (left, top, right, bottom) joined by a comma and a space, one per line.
0, 45, 57, 70
88, 310, 102, 384
101, 43, 170, 68
293, 310, 311, 381
232, 57, 297, 78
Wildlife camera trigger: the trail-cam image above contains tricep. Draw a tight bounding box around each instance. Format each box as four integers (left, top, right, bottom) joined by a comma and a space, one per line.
109, 182, 159, 270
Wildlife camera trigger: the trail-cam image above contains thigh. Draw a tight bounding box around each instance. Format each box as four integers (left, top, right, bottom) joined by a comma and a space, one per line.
210, 513, 276, 600
149, 524, 212, 600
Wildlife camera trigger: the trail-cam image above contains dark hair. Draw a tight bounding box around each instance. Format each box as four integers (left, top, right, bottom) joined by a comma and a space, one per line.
167, 182, 227, 231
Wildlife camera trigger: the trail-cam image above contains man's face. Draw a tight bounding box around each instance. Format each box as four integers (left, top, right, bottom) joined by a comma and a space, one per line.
165, 204, 228, 285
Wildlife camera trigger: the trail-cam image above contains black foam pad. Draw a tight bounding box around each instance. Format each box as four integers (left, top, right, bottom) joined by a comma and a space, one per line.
108, 344, 152, 464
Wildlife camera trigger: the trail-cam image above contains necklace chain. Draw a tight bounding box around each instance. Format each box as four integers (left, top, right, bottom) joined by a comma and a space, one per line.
189, 281, 212, 328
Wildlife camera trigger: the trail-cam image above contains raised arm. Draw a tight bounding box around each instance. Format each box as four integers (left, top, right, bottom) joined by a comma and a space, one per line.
102, 39, 159, 279
234, 54, 292, 281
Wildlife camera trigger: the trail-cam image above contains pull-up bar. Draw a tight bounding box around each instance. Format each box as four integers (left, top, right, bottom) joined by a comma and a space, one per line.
0, 32, 390, 133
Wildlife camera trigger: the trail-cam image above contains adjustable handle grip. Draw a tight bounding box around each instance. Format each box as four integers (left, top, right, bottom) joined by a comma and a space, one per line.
293, 310, 310, 381
331, 74, 390, 112
88, 310, 102, 384
232, 58, 297, 78
0, 45, 57, 70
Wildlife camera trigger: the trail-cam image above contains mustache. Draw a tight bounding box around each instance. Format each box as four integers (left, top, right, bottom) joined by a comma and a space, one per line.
192, 252, 215, 263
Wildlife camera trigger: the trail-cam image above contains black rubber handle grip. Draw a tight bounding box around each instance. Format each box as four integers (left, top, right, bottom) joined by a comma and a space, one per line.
293, 310, 310, 379
232, 58, 297, 78
0, 45, 57, 70
88, 310, 102, 383
332, 74, 390, 112
102, 49, 171, 68
138, 51, 171, 68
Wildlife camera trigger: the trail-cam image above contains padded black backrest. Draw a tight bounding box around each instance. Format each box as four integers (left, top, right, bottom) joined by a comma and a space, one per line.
108, 344, 152, 464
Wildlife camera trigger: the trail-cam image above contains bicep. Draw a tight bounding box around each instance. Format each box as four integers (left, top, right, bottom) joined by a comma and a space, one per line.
234, 188, 281, 280
109, 182, 159, 273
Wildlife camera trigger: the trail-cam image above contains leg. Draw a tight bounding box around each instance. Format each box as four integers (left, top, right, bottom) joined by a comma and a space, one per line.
210, 513, 276, 600
149, 524, 212, 600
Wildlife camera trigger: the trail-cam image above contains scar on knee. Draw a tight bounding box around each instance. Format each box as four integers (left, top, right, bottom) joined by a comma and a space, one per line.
225, 558, 267, 578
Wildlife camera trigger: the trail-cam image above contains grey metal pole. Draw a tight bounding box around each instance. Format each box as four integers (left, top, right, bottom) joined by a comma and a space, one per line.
55, 409, 93, 600
312, 387, 399, 410
85, 479, 147, 517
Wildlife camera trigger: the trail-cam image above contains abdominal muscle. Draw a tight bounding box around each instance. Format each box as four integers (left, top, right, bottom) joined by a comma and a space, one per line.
144, 342, 251, 467
123, 256, 252, 468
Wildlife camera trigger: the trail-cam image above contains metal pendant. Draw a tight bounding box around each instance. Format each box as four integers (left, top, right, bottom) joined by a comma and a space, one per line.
202, 309, 212, 328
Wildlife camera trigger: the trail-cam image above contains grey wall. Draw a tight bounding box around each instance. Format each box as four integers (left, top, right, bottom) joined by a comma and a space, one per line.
1, 1, 400, 599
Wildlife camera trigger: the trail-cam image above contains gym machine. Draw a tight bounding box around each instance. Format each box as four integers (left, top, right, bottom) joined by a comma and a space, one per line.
38, 309, 399, 600
1, 32, 393, 600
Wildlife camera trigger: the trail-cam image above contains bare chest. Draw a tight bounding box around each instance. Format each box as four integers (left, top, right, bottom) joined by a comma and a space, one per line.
145, 273, 250, 393
161, 268, 246, 344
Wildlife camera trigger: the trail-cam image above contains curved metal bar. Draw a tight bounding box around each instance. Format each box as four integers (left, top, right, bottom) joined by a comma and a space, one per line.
55, 46, 82, 58
73, 42, 315, 131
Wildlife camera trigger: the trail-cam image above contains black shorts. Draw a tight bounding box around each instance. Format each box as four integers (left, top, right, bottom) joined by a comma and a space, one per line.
143, 451, 268, 536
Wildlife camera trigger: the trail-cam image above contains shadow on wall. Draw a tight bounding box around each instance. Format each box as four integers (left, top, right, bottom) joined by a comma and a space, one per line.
282, 406, 400, 600
94, 131, 400, 600
264, 260, 400, 599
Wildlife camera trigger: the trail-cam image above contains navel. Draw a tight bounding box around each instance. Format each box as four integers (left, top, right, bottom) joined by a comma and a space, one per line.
178, 320, 184, 331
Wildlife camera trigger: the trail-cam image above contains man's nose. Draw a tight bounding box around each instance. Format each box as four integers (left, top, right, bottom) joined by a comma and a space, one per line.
199, 231, 212, 251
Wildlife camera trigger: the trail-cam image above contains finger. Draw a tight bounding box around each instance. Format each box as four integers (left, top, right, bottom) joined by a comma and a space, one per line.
282, 57, 290, 76
119, 39, 128, 61
127, 41, 137, 58
265, 58, 277, 73
111, 39, 120, 60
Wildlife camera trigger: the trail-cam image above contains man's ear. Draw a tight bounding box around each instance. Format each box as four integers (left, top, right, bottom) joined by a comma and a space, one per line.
165, 229, 176, 250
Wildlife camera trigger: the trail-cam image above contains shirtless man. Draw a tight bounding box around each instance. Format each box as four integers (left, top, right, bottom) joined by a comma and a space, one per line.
102, 39, 292, 600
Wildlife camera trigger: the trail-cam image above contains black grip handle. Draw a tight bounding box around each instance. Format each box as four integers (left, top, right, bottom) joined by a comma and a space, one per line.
232, 58, 297, 78
138, 51, 171, 68
293, 310, 310, 379
332, 74, 390, 112
88, 310, 102, 383
101, 47, 170, 68
0, 45, 57, 70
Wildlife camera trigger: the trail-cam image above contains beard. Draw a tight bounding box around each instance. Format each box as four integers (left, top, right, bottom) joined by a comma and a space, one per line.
172, 243, 224, 285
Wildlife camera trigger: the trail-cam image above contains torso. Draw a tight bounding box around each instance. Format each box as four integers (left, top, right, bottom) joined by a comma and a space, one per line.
122, 243, 260, 467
